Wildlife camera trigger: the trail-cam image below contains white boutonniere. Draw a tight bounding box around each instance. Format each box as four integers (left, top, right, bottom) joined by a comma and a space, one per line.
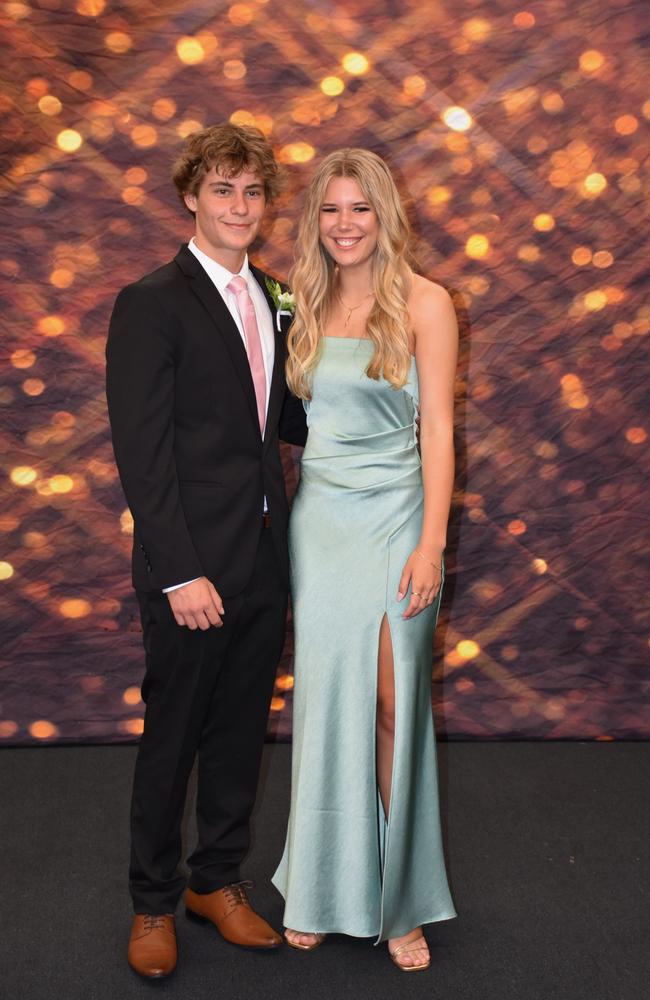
265, 277, 295, 331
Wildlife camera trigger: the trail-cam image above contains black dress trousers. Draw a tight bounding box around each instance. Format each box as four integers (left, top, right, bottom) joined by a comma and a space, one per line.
129, 527, 287, 914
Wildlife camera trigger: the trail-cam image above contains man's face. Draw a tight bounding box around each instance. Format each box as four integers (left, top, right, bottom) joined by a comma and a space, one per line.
184, 164, 267, 266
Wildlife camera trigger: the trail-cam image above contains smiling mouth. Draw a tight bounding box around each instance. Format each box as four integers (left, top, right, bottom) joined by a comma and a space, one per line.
333, 237, 362, 247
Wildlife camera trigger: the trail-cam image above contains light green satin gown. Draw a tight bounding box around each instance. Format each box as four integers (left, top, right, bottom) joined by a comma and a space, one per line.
272, 337, 456, 942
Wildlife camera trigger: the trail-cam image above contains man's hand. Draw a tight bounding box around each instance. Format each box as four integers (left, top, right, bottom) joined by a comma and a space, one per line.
166, 577, 224, 630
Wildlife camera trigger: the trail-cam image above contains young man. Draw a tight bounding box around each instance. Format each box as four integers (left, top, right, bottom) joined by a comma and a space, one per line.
106, 124, 306, 978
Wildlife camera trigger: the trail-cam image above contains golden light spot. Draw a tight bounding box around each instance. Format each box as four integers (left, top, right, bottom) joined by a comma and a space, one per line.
281, 142, 315, 164
131, 124, 157, 148
451, 156, 473, 175
469, 276, 490, 295
68, 70, 93, 91
270, 697, 285, 712
321, 75, 345, 97
38, 95, 62, 116
59, 598, 92, 619
121, 718, 144, 736
229, 3, 254, 25
56, 129, 83, 153
513, 11, 535, 28
22, 378, 45, 396
24, 185, 52, 208
501, 644, 519, 661
123, 687, 142, 706
53, 410, 76, 427
120, 508, 134, 535
6, 2, 30, 19
462, 17, 491, 41
572, 246, 592, 266
533, 213, 555, 232
427, 185, 451, 206
122, 186, 146, 206
23, 532, 47, 548
601, 334, 621, 352
583, 172, 607, 195
517, 243, 540, 262
543, 699, 565, 720
291, 103, 321, 126
442, 105, 472, 131
50, 268, 75, 288
125, 166, 147, 185
49, 474, 74, 494
568, 392, 589, 409
465, 234, 490, 259
403, 74, 426, 98
549, 169, 571, 188
106, 31, 132, 54
175, 35, 203, 64
0, 515, 20, 531
613, 322, 633, 340
614, 114, 638, 136
625, 426, 646, 445
580, 49, 605, 73
76, 0, 106, 14
177, 119, 204, 138
223, 59, 247, 80
604, 285, 624, 304
10, 466, 37, 487
152, 98, 176, 121
0, 562, 14, 581
0, 721, 18, 738
275, 674, 294, 692
446, 132, 468, 153
593, 250, 613, 269
527, 135, 548, 154
534, 440, 558, 459
342, 52, 369, 75
456, 639, 480, 660
30, 720, 59, 740
541, 92, 564, 113
229, 109, 255, 127
254, 114, 273, 136
26, 77, 49, 99
584, 290, 607, 311
11, 349, 36, 369
507, 519, 527, 536
532, 558, 548, 574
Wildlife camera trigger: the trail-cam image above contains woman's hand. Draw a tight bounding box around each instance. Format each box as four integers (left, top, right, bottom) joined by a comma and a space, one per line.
397, 549, 443, 619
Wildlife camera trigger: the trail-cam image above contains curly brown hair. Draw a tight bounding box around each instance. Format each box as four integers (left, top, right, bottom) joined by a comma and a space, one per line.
172, 123, 284, 212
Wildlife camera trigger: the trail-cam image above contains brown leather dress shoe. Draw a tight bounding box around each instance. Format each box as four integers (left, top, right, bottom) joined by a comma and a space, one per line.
185, 881, 282, 949
128, 914, 177, 978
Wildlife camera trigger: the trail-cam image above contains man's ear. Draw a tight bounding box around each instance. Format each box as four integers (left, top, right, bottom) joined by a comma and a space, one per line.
184, 192, 197, 214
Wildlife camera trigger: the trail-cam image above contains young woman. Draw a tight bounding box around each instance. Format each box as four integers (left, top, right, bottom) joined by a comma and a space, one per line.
272, 149, 458, 971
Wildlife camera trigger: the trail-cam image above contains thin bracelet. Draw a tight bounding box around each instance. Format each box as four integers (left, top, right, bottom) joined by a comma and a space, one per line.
415, 548, 442, 571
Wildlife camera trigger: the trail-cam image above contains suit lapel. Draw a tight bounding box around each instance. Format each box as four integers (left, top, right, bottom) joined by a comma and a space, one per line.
175, 245, 260, 436
250, 264, 288, 453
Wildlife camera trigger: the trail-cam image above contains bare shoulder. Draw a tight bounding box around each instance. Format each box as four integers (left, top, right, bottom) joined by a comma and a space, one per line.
408, 274, 457, 340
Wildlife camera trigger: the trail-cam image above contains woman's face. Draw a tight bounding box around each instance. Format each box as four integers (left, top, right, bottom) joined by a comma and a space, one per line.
318, 176, 379, 270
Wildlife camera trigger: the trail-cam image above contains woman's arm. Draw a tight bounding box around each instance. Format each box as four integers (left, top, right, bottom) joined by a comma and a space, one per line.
397, 277, 458, 619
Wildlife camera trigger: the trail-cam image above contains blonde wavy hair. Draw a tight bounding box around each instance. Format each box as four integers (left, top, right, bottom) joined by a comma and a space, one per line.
286, 148, 413, 399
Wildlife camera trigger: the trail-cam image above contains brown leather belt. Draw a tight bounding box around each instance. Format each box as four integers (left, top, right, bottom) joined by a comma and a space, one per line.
262, 512, 271, 528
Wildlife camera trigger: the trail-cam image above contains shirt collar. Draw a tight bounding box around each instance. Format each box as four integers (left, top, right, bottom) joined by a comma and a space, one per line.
188, 237, 251, 294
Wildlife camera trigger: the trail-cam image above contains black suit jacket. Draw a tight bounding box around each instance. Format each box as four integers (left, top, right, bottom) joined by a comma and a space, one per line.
106, 244, 307, 596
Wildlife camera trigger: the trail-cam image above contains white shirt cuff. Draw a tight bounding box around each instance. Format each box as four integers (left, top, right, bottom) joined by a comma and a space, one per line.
162, 577, 201, 593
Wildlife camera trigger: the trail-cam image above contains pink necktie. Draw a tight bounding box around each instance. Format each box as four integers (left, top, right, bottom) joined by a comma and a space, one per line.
227, 275, 267, 435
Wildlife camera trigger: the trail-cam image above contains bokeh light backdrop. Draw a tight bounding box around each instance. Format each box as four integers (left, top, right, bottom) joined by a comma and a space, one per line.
1, 0, 648, 744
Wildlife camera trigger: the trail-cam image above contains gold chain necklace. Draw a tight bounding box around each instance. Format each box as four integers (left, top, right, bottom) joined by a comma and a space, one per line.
338, 290, 374, 327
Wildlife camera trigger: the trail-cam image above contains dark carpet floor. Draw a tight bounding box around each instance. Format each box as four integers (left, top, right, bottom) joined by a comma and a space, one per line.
1, 742, 648, 1000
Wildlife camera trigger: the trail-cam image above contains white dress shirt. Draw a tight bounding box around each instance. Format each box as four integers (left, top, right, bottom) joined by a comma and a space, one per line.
163, 239, 275, 594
